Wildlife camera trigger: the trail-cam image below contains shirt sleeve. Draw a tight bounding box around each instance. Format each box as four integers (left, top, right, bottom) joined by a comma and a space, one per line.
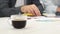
40, 0, 58, 14
0, 0, 22, 17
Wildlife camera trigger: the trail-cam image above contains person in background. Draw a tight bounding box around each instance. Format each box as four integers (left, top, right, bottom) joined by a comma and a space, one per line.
40, 0, 60, 16
0, 0, 44, 17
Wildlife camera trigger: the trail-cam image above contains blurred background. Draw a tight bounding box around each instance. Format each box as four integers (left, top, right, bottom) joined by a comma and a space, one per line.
15, 0, 60, 7
52, 0, 60, 7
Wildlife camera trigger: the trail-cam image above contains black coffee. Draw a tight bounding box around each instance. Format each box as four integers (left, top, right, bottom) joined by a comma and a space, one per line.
12, 20, 26, 29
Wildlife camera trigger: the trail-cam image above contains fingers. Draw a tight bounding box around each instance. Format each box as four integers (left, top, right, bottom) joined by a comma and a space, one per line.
27, 6, 35, 15
21, 6, 27, 13
21, 5, 35, 15
21, 4, 41, 16
30, 4, 41, 16
21, 6, 32, 13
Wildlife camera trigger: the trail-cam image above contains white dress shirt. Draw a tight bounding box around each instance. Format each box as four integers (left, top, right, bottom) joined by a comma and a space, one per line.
52, 0, 60, 6
15, 0, 24, 7
40, 0, 58, 16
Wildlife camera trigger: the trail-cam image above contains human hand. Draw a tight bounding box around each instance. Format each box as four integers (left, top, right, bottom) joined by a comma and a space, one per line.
21, 4, 41, 16
57, 7, 60, 12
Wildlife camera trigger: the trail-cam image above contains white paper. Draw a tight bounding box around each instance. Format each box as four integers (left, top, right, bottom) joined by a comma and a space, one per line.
27, 16, 60, 22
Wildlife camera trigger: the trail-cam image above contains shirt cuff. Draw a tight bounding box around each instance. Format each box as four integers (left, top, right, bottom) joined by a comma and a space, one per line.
52, 5, 58, 13
16, 6, 24, 14
45, 5, 58, 14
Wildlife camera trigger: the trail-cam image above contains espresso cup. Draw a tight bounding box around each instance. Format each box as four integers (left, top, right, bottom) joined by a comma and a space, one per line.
11, 15, 27, 29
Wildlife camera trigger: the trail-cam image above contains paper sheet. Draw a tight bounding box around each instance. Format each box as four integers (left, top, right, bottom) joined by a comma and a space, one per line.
27, 16, 60, 22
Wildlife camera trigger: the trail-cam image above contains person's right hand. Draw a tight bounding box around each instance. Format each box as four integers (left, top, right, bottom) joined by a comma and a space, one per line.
57, 7, 60, 12
21, 4, 41, 16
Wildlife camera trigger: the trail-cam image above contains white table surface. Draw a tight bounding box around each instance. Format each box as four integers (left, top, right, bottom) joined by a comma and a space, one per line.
0, 17, 60, 34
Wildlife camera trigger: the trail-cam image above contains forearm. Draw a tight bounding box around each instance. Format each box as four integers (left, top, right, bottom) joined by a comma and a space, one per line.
1, 7, 21, 17
0, 0, 21, 17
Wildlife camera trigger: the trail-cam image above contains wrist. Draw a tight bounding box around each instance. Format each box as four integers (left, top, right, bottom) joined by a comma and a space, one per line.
20, 5, 25, 14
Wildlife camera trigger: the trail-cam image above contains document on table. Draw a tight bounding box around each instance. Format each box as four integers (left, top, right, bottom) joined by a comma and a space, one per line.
27, 16, 60, 22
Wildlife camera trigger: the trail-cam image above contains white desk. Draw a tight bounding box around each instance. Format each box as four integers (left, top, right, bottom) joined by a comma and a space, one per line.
0, 17, 60, 34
